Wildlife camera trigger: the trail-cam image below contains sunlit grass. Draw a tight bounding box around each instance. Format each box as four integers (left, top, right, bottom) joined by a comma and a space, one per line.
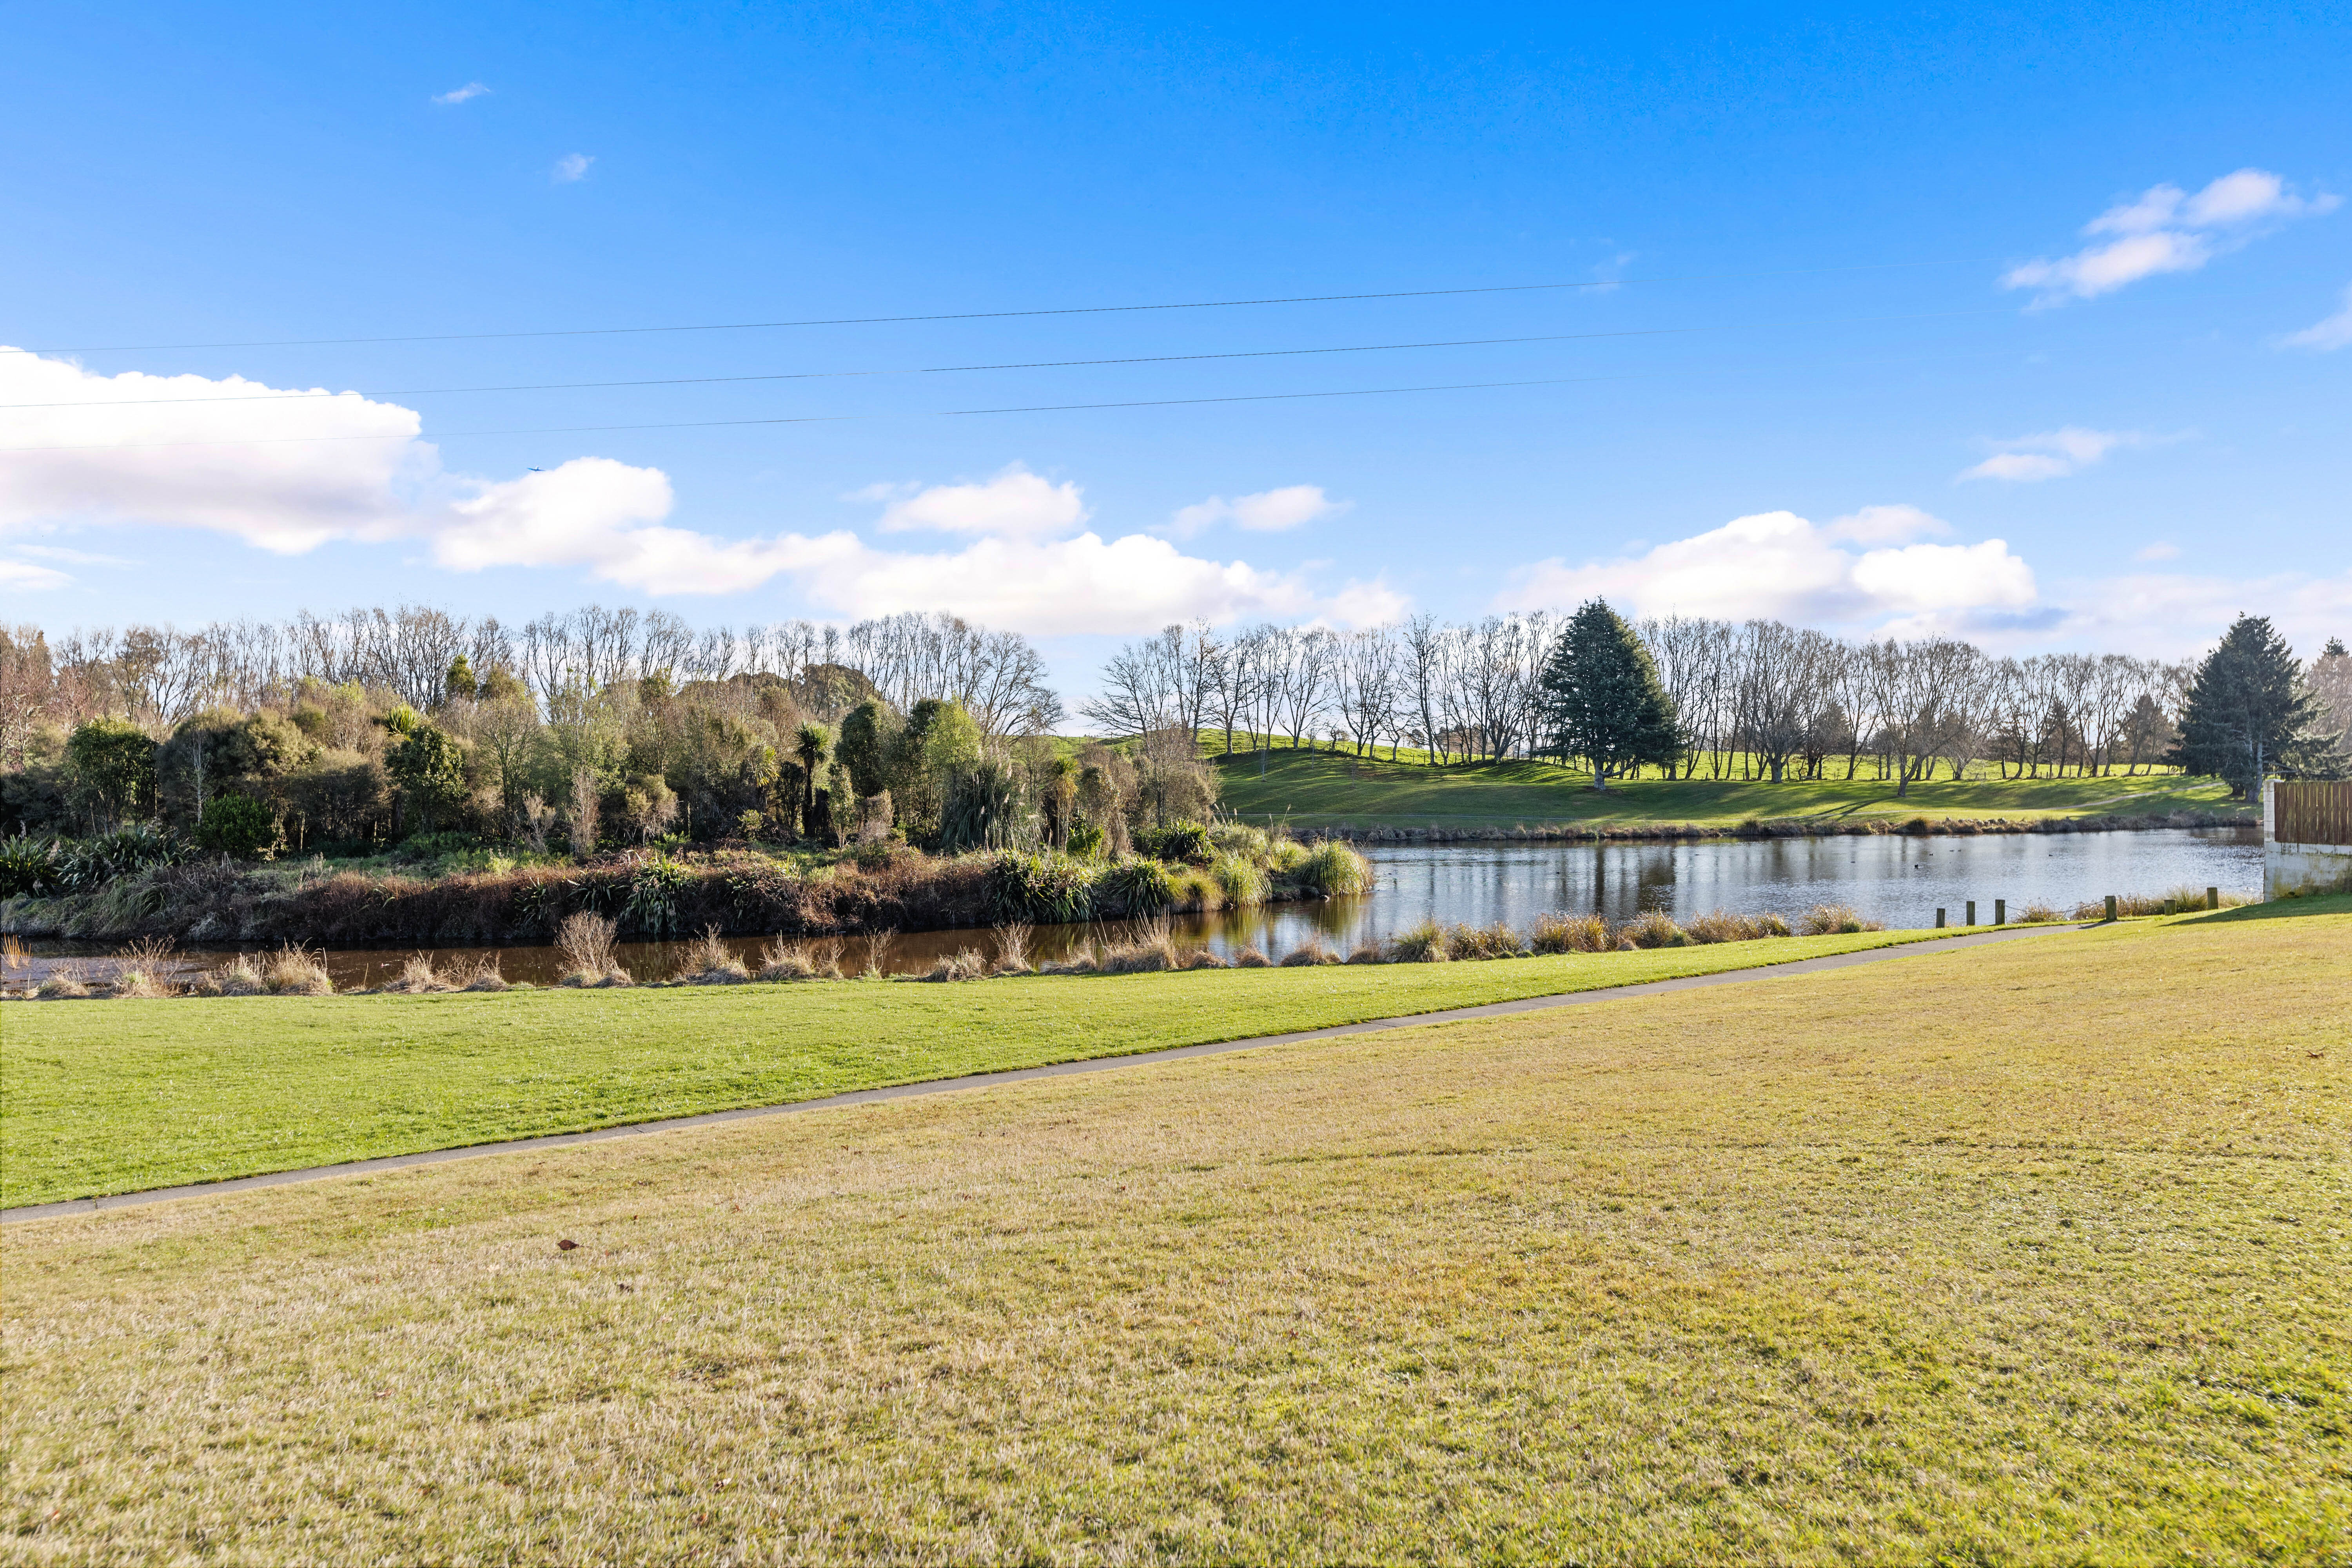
4, 904, 2344, 1561
1210, 745, 2241, 829
2, 928, 1945, 1206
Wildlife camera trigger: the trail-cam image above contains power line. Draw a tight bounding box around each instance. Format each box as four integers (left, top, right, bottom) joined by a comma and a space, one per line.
1, 309, 2007, 411
0, 260, 1983, 355
0, 374, 1633, 452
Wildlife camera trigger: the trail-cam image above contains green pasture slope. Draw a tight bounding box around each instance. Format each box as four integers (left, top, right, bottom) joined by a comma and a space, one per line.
0, 930, 1953, 1207
1208, 745, 2242, 831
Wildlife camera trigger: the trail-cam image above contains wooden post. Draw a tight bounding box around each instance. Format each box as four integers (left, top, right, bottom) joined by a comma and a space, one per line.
1994, 898, 2005, 926
1935, 908, 1947, 929
2104, 894, 2118, 922
1965, 900, 1976, 926
2206, 886, 2219, 910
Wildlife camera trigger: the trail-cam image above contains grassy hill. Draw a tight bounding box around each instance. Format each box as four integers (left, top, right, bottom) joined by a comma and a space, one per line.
1207, 745, 2244, 831
5, 901, 2344, 1560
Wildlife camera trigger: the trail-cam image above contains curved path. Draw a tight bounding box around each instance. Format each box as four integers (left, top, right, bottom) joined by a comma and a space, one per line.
4, 925, 2075, 1226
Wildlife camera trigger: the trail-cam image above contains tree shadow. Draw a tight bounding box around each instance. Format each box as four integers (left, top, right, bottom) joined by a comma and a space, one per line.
2172, 891, 2352, 925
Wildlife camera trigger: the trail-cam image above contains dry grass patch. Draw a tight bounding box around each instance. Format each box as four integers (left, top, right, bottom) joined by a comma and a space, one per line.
3, 907, 2347, 1563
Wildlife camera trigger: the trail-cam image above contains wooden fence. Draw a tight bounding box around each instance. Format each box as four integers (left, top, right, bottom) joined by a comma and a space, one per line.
2273, 781, 2352, 846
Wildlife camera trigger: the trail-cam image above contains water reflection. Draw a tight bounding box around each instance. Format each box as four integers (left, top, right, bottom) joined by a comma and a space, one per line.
7, 827, 2263, 989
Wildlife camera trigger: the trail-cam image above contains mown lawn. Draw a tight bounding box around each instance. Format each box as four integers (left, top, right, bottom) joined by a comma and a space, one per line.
1210, 746, 2242, 829
3, 903, 2344, 1562
1, 929, 1947, 1206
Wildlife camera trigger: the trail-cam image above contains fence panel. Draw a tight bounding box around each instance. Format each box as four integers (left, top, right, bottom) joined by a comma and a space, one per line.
2275, 781, 2352, 846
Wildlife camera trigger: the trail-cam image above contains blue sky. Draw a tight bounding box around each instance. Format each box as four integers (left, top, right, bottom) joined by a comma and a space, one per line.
4, 2, 2347, 692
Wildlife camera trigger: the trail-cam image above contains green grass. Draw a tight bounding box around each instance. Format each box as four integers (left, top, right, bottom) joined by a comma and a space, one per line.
2, 929, 1952, 1207
3, 903, 2345, 1561
1209, 745, 2242, 829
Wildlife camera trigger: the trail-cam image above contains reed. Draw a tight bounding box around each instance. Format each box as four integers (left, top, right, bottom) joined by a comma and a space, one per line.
1230, 946, 1272, 968
35, 960, 92, 1000
861, 928, 899, 978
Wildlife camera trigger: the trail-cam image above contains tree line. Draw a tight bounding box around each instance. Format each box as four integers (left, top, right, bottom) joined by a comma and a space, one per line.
0, 606, 1129, 859
1085, 610, 2352, 797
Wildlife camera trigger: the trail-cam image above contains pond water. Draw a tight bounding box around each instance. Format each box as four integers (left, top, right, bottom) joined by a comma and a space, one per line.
6, 827, 2262, 992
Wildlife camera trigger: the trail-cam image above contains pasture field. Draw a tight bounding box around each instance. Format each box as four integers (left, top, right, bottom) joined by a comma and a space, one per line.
1208, 746, 2242, 830
3, 901, 2345, 1562
2, 928, 1943, 1207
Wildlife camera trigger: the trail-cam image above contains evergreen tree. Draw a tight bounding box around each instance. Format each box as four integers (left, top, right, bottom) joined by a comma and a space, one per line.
2170, 614, 2328, 797
1537, 599, 1680, 790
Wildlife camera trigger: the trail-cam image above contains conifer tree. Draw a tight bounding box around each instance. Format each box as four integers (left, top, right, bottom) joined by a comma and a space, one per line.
1537, 599, 1680, 790
2170, 614, 2328, 797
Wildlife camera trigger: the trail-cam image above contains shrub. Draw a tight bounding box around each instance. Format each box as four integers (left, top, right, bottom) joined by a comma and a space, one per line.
1133, 822, 1214, 866
58, 824, 178, 891
458, 955, 509, 992
1388, 920, 1449, 963
984, 852, 1098, 926
1346, 940, 1387, 964
1065, 821, 1107, 860
1095, 857, 1180, 918
1621, 909, 1689, 948
2015, 902, 2063, 924
1183, 948, 1225, 969
1530, 912, 1608, 954
1230, 946, 1272, 968
1279, 938, 1340, 967
0, 833, 62, 897
992, 922, 1033, 974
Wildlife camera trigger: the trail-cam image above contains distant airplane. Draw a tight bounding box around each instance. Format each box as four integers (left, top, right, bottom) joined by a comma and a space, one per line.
528, 466, 544, 472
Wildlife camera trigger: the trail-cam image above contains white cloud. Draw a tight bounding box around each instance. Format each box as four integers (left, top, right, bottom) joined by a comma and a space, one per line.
0, 351, 1394, 633
2047, 566, 2352, 659
0, 350, 425, 551
1498, 507, 2036, 634
2283, 283, 2352, 351
2135, 542, 2181, 563
1959, 426, 2143, 483
866, 465, 1088, 539
1822, 503, 1949, 545
553, 153, 593, 183
0, 556, 71, 590
2003, 169, 2338, 304
432, 82, 490, 105
1170, 484, 1348, 536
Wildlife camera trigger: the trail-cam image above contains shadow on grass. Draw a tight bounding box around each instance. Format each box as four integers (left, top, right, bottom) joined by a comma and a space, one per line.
2171, 890, 2352, 925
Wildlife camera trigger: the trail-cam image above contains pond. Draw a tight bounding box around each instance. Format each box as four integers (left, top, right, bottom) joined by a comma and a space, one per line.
6, 826, 2262, 993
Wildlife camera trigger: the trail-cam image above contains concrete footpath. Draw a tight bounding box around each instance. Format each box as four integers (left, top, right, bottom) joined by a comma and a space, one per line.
3, 924, 2076, 1226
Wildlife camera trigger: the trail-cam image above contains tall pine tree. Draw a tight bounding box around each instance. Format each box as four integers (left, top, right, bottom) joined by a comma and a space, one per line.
1537, 600, 1680, 790
2170, 613, 2328, 797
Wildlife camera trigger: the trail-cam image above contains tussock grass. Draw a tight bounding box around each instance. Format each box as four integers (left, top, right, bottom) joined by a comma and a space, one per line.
4, 908, 2346, 1561
556, 911, 626, 987
674, 926, 750, 985
1799, 902, 1882, 936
